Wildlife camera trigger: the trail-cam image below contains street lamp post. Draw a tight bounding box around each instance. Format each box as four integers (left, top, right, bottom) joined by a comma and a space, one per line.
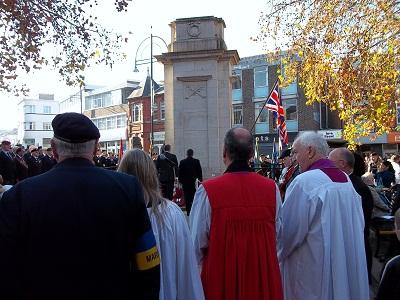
133, 28, 168, 153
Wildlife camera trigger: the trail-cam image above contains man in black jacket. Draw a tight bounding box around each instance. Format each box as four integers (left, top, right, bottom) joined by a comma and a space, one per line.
41, 147, 57, 173
0, 113, 160, 300
155, 144, 178, 200
26, 146, 42, 177
0, 140, 16, 185
179, 149, 203, 215
329, 147, 374, 283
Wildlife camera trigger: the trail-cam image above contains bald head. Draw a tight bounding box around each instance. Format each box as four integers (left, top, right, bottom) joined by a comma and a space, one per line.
328, 147, 354, 174
223, 127, 254, 164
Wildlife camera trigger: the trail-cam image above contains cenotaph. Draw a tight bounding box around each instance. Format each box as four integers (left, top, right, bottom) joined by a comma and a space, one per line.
156, 16, 239, 178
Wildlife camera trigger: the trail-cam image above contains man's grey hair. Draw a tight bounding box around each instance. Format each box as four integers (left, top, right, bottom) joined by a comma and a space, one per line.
52, 137, 96, 158
294, 131, 329, 156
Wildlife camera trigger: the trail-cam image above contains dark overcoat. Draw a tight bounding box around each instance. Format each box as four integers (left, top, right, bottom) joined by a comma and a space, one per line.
0, 158, 159, 300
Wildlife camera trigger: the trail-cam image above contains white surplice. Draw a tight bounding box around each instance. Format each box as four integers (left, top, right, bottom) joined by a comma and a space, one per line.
148, 201, 204, 300
278, 169, 369, 300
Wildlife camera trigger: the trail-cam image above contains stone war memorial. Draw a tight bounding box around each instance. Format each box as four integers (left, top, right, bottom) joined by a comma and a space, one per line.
157, 16, 239, 178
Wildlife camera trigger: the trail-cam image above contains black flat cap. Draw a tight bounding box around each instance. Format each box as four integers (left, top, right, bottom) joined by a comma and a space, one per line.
52, 113, 100, 143
279, 148, 291, 159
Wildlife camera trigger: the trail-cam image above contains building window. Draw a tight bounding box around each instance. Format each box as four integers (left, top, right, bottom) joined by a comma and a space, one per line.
233, 105, 243, 126
42, 138, 51, 147
254, 66, 268, 98
254, 66, 267, 87
85, 92, 112, 110
153, 102, 158, 121
43, 106, 51, 114
85, 97, 91, 110
254, 102, 268, 134
160, 101, 165, 120
232, 69, 242, 102
117, 115, 126, 128
98, 118, 106, 130
24, 122, 36, 130
24, 139, 35, 145
282, 82, 297, 96
283, 98, 298, 121
282, 97, 298, 131
43, 122, 52, 130
232, 70, 242, 89
24, 105, 35, 113
93, 97, 102, 108
106, 117, 115, 129
132, 104, 142, 122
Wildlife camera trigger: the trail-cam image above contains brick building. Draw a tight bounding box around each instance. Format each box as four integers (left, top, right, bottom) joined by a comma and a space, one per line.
127, 75, 165, 154
232, 55, 343, 155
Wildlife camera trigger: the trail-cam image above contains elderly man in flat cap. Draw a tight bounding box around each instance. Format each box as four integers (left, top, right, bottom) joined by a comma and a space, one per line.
0, 113, 160, 300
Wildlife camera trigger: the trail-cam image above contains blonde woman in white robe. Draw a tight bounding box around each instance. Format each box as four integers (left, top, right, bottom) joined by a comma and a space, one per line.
118, 149, 204, 300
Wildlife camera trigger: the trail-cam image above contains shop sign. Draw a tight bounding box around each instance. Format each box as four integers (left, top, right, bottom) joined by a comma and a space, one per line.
317, 130, 342, 140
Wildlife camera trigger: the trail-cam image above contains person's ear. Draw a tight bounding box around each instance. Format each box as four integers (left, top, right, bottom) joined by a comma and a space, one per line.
50, 139, 59, 161
308, 146, 315, 159
93, 140, 99, 156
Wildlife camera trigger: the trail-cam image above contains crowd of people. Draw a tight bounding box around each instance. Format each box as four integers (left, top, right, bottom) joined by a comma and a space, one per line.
0, 112, 400, 299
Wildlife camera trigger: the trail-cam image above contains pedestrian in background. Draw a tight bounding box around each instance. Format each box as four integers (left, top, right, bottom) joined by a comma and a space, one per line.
41, 147, 57, 173
0, 140, 16, 185
178, 148, 203, 215
156, 144, 178, 200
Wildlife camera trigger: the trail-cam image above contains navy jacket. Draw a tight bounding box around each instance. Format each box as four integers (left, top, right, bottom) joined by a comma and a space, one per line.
0, 158, 159, 300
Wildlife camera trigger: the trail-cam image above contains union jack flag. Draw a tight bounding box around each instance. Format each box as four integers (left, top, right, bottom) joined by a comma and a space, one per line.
265, 81, 288, 149
277, 115, 288, 149
265, 81, 284, 117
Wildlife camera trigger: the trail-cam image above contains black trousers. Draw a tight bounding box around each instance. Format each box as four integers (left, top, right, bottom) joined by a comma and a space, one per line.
183, 185, 196, 216
160, 181, 174, 200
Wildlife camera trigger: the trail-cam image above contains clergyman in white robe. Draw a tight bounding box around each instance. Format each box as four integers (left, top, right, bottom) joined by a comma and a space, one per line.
148, 201, 204, 300
278, 159, 369, 300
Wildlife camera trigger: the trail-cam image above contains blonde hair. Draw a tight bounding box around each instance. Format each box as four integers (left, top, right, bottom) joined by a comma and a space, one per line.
117, 149, 165, 222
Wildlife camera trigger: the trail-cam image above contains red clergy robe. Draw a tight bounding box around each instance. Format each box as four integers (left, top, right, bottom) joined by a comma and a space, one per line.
202, 171, 283, 300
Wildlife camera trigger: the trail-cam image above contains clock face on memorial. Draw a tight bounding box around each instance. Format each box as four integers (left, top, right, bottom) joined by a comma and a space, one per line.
187, 24, 200, 38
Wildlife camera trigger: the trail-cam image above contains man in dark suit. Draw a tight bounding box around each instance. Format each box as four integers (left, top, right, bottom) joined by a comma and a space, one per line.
41, 147, 57, 173
178, 148, 203, 215
0, 140, 16, 185
14, 147, 28, 182
26, 146, 42, 177
329, 147, 374, 283
155, 144, 178, 200
0, 113, 160, 300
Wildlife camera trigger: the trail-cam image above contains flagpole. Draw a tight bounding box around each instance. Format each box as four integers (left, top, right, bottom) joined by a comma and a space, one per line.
277, 82, 282, 158
250, 78, 280, 133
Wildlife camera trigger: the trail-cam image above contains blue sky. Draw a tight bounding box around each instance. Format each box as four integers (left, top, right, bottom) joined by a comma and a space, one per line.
0, 0, 269, 130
